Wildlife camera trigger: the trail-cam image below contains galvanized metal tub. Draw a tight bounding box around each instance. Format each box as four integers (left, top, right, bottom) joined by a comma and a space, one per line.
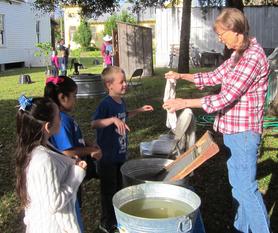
113, 183, 201, 233
71, 73, 106, 98
121, 158, 189, 188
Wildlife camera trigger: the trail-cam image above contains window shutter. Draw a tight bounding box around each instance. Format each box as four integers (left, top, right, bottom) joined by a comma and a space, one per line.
36, 21, 40, 33
0, 15, 4, 31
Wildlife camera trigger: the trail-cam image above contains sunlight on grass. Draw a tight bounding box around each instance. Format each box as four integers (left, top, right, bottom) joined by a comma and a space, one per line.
0, 191, 22, 233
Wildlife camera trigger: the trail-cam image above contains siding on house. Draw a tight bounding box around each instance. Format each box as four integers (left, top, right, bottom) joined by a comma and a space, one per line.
156, 7, 223, 68
156, 6, 278, 67
246, 7, 278, 50
0, 0, 51, 68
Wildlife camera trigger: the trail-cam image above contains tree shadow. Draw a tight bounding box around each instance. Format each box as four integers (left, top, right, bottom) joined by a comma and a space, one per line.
189, 128, 234, 233
191, 130, 278, 233
0, 99, 18, 197
0, 99, 25, 232
257, 159, 277, 232
258, 133, 278, 232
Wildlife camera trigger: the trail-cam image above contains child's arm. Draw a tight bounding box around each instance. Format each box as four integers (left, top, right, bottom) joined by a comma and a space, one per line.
128, 105, 154, 118
62, 145, 102, 160
91, 117, 130, 136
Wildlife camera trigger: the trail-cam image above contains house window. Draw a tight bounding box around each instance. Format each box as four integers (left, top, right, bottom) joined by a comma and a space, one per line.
69, 26, 76, 42
36, 21, 40, 43
0, 15, 4, 46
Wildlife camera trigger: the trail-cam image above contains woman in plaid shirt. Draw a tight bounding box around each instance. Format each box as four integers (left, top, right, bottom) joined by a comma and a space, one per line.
163, 8, 271, 233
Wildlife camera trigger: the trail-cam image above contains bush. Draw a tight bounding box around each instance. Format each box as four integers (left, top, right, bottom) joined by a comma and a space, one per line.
85, 46, 99, 51
103, 10, 136, 36
34, 42, 52, 71
70, 49, 101, 58
73, 20, 92, 50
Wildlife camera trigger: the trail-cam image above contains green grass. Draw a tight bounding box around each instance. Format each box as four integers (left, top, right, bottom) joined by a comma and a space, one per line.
0, 61, 277, 233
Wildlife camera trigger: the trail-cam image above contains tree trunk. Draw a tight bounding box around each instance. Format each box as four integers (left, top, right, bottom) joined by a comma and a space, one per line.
226, 0, 244, 12
50, 18, 56, 49
178, 0, 192, 73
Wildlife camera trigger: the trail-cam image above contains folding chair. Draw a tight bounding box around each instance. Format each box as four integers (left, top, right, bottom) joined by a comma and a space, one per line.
127, 69, 144, 101
128, 68, 143, 88
140, 108, 196, 159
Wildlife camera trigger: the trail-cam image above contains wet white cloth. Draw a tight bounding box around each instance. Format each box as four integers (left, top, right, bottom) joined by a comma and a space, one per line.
163, 79, 177, 129
140, 109, 196, 157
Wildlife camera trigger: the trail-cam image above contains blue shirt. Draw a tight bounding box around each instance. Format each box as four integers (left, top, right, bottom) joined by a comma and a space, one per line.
93, 95, 127, 163
50, 111, 85, 151
105, 44, 113, 55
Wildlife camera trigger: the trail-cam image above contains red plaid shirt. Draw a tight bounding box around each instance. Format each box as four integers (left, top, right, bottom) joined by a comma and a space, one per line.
194, 38, 269, 134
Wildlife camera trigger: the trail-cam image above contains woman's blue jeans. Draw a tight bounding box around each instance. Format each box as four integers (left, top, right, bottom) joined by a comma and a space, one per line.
223, 131, 270, 233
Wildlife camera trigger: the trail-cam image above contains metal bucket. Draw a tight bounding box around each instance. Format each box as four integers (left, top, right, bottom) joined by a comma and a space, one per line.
121, 158, 189, 187
19, 74, 31, 84
71, 73, 106, 98
113, 183, 201, 233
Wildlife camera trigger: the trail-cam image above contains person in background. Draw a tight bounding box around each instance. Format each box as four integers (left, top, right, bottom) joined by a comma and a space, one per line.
15, 95, 86, 233
44, 76, 102, 233
101, 35, 113, 68
57, 39, 68, 75
91, 66, 153, 233
58, 38, 66, 51
65, 44, 70, 71
163, 8, 271, 233
59, 49, 67, 76
51, 50, 59, 76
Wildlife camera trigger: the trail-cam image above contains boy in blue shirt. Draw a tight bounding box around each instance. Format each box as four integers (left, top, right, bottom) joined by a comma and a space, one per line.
91, 66, 153, 233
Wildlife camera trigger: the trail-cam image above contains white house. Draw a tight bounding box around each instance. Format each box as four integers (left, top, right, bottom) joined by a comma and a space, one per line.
156, 3, 278, 67
0, 0, 51, 71
63, 6, 81, 50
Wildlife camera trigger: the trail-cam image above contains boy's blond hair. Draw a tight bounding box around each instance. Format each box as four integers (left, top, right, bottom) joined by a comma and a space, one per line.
101, 66, 126, 85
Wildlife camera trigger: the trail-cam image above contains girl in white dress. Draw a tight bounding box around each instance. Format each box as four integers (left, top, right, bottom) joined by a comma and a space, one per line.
15, 95, 87, 233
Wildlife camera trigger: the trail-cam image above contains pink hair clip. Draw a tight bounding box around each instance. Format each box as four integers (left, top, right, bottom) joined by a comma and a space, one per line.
46, 76, 64, 85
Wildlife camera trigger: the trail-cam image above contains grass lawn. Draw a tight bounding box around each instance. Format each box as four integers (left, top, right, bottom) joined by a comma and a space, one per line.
0, 57, 277, 233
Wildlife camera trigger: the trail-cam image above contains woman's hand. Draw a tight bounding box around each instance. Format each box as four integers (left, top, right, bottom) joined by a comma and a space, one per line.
163, 98, 187, 112
165, 71, 180, 80
165, 71, 195, 83
139, 105, 154, 112
113, 117, 130, 136
90, 145, 102, 160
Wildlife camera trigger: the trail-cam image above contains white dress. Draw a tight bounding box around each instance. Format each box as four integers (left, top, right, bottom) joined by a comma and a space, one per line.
24, 145, 85, 233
